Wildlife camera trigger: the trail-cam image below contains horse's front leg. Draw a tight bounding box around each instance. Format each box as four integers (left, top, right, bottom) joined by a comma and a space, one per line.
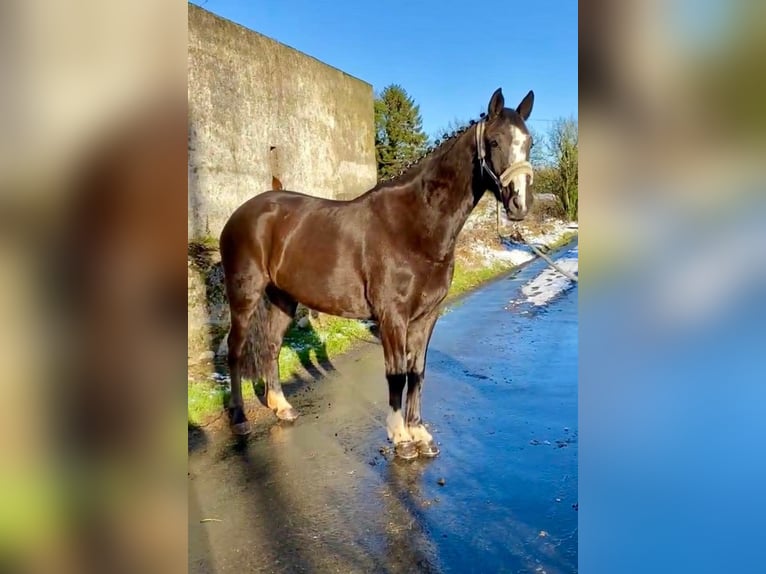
380, 314, 418, 460
405, 309, 440, 457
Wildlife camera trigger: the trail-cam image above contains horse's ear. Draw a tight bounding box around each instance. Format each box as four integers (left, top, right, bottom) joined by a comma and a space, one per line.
488, 88, 504, 118
516, 90, 534, 121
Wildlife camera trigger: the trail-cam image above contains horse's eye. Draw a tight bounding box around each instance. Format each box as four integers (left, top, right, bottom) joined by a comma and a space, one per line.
490, 140, 498, 148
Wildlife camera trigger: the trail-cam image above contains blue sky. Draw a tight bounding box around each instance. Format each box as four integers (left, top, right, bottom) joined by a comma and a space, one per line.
191, 0, 577, 137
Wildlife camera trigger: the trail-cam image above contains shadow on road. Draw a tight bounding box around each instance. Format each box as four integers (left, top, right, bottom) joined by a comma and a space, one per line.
206, 429, 435, 573
284, 317, 337, 381
378, 458, 442, 573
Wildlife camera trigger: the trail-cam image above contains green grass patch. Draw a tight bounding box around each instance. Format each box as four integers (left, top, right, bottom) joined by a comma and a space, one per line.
188, 381, 227, 426
188, 315, 371, 425
447, 260, 513, 300
546, 229, 578, 252
277, 315, 371, 380
193, 235, 220, 250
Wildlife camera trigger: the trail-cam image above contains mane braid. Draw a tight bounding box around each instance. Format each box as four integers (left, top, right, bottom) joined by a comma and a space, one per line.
376, 116, 479, 187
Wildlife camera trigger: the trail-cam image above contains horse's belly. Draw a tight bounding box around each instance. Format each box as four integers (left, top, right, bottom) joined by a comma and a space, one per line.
266, 201, 372, 319
273, 258, 371, 320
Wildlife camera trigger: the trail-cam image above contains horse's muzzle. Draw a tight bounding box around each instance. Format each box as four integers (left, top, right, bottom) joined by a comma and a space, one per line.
498, 161, 533, 221
502, 186, 528, 221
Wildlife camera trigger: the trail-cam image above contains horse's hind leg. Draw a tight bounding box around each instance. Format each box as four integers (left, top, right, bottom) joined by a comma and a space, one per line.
224, 265, 266, 435
262, 286, 299, 421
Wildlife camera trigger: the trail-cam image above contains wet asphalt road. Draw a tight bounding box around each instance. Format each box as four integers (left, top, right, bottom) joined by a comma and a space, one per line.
189, 239, 578, 574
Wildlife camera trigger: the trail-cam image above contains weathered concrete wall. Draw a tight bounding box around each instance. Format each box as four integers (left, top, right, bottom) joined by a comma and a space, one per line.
188, 4, 377, 240
188, 5, 377, 367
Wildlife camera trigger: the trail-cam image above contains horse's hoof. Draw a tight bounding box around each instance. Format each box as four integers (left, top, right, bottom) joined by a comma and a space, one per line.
228, 407, 250, 435
231, 421, 251, 436
276, 407, 299, 422
416, 440, 440, 458
394, 441, 418, 460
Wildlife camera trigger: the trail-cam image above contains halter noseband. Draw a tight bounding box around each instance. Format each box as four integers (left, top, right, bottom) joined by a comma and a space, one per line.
475, 120, 534, 195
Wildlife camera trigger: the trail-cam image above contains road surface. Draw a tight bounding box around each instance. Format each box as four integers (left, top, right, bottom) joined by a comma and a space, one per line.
189, 239, 578, 574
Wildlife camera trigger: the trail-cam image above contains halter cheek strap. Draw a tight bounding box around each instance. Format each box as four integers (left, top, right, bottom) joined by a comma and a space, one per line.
475, 120, 534, 190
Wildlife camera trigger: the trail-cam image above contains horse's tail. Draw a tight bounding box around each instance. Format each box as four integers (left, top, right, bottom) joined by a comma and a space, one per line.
238, 293, 271, 384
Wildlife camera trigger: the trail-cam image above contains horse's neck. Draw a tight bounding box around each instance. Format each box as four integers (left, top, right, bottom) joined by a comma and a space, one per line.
415, 132, 482, 260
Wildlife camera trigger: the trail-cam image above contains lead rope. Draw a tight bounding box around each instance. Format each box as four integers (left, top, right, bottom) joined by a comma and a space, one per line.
496, 202, 579, 283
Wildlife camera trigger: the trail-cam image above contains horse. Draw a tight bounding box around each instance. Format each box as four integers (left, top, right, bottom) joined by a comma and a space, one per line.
220, 87, 535, 459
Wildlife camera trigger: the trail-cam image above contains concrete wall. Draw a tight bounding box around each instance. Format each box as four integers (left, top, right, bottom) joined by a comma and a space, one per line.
188, 4, 377, 240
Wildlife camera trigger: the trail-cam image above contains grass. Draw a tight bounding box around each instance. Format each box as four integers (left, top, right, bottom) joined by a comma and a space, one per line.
188, 382, 226, 426
194, 234, 220, 249
188, 230, 578, 425
188, 315, 371, 425
447, 260, 513, 300
546, 229, 578, 251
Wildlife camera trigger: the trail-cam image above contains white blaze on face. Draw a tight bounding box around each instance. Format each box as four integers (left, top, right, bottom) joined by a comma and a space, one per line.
509, 126, 531, 211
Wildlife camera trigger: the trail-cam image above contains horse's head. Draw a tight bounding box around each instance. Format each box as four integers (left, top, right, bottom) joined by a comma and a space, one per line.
477, 88, 535, 221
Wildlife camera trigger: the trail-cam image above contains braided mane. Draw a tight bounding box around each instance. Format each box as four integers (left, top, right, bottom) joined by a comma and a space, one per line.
376, 113, 488, 186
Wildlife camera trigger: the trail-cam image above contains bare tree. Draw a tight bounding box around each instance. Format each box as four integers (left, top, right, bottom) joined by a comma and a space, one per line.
428, 117, 470, 146
528, 126, 550, 168
547, 117, 578, 220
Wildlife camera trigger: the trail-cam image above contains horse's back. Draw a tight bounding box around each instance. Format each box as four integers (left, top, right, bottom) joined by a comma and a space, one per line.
268, 192, 371, 316
220, 190, 372, 318
221, 190, 326, 250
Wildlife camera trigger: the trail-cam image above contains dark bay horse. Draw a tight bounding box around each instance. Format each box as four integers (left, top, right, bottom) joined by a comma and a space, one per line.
220, 87, 535, 459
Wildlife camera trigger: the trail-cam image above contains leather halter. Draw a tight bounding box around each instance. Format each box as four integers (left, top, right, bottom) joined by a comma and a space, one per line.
475, 119, 534, 193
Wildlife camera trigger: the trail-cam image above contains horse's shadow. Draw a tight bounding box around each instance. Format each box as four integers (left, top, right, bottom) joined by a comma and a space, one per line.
188, 421, 209, 454
377, 456, 442, 572
283, 312, 336, 380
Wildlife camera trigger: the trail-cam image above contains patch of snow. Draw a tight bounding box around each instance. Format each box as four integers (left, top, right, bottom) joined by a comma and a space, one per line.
211, 372, 230, 384
473, 243, 535, 267
472, 218, 575, 267
515, 246, 578, 307
524, 219, 571, 246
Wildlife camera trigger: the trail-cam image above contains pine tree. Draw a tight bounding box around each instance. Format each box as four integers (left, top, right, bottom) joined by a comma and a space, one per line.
374, 85, 428, 179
